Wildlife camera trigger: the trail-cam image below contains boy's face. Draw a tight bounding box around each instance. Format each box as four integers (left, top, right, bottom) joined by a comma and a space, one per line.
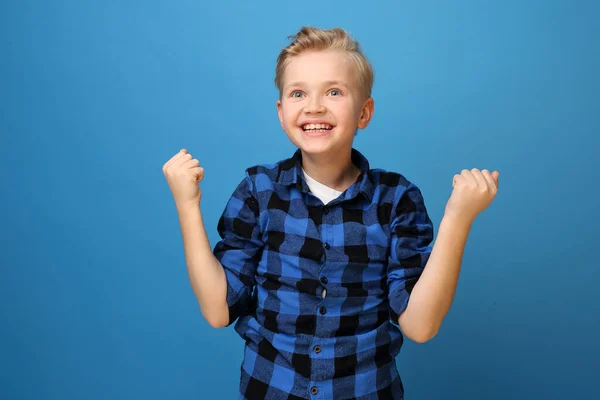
277, 50, 373, 157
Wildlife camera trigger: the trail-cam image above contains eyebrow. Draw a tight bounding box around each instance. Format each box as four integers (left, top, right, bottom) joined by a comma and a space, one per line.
284, 80, 349, 90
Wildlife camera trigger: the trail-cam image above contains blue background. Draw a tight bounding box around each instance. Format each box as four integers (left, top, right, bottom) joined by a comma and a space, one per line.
1, 0, 598, 399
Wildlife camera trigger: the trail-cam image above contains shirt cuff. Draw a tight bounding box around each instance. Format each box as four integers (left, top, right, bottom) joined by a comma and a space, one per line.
388, 284, 410, 325
225, 279, 254, 326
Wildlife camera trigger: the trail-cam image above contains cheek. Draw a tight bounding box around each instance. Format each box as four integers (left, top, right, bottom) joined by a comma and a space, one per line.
282, 104, 301, 125
330, 103, 357, 124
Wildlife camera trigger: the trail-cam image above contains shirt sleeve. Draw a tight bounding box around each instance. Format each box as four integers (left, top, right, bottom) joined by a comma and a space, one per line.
213, 172, 263, 326
387, 182, 434, 325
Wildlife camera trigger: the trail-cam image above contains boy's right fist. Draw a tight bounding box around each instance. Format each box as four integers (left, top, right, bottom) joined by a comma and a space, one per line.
162, 149, 204, 206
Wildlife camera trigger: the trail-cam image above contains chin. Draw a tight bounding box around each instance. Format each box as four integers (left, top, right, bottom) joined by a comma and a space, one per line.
295, 140, 337, 156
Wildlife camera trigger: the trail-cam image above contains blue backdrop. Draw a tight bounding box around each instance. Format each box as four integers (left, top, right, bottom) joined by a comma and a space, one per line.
1, 1, 598, 399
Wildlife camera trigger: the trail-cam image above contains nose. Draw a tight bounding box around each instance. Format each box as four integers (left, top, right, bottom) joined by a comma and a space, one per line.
304, 96, 326, 114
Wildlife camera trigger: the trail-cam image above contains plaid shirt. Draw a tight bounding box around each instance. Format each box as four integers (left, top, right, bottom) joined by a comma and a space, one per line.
213, 148, 434, 400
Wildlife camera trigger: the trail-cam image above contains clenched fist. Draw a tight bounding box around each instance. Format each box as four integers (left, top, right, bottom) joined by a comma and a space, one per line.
445, 168, 499, 223
162, 149, 205, 206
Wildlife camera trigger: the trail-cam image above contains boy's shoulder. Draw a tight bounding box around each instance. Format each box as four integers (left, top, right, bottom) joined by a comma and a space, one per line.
244, 157, 290, 180
241, 155, 295, 189
368, 166, 413, 189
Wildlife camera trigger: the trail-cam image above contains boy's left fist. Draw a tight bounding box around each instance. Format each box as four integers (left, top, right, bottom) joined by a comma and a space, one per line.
445, 168, 499, 222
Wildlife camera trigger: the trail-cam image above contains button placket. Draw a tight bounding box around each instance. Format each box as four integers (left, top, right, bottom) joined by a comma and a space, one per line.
316, 203, 330, 337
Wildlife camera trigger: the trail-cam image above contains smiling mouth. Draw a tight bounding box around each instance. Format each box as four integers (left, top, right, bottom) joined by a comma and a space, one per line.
301, 123, 334, 133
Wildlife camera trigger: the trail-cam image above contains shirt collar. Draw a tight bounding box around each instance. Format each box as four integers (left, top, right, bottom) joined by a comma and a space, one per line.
275, 148, 374, 202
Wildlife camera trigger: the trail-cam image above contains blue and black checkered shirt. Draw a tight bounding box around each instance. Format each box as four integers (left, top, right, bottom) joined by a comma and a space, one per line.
213, 148, 434, 399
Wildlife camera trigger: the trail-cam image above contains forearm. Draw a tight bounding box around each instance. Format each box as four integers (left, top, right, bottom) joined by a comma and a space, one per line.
400, 214, 472, 341
176, 202, 229, 328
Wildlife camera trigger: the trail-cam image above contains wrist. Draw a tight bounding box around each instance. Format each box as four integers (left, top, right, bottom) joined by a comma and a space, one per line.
441, 212, 474, 229
176, 200, 201, 216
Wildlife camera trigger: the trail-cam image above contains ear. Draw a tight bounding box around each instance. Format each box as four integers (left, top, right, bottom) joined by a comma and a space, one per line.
357, 97, 374, 129
276, 99, 284, 129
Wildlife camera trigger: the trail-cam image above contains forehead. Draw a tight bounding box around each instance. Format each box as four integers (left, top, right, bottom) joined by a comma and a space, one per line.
282, 50, 358, 88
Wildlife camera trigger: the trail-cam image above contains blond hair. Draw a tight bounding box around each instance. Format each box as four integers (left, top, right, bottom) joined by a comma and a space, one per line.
275, 26, 374, 99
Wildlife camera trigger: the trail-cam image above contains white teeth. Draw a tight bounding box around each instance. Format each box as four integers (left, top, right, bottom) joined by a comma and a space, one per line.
302, 123, 332, 130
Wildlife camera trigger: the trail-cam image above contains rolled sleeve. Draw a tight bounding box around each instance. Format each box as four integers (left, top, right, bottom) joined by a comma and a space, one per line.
387, 182, 434, 325
213, 172, 263, 326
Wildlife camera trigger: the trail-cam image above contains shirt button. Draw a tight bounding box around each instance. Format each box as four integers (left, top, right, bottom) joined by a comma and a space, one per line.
311, 386, 319, 395
324, 242, 330, 250
319, 306, 327, 315
314, 345, 322, 353
321, 288, 327, 299
320, 276, 328, 284
323, 206, 329, 214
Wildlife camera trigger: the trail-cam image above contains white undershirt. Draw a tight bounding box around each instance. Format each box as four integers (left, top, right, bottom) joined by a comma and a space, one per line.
302, 168, 343, 205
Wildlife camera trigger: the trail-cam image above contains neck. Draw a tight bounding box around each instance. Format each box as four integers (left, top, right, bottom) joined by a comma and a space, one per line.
300, 148, 361, 192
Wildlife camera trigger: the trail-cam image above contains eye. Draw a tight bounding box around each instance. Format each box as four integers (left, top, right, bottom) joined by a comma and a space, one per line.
290, 91, 304, 98
328, 89, 342, 96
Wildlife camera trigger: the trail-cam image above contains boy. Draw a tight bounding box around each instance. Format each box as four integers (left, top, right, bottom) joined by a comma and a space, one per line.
163, 27, 499, 400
